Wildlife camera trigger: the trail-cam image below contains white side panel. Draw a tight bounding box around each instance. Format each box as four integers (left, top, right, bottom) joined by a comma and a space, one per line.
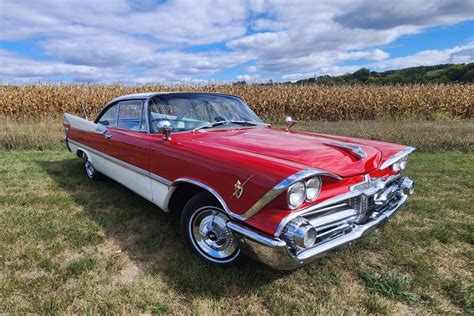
151, 179, 172, 210
67, 139, 172, 210
69, 141, 154, 203
69, 142, 80, 156
88, 151, 153, 202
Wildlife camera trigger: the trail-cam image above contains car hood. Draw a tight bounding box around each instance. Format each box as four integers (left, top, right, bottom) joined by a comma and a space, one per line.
191, 127, 382, 177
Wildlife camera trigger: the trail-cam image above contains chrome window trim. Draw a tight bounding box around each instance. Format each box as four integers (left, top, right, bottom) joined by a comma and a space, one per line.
242, 168, 342, 219
273, 173, 402, 237
171, 178, 247, 221
380, 147, 416, 170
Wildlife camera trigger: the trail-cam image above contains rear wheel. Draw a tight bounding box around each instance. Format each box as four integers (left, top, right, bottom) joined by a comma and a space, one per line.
83, 153, 101, 180
181, 192, 243, 266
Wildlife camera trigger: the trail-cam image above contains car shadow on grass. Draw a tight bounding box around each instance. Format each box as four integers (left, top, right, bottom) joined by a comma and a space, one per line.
37, 158, 290, 299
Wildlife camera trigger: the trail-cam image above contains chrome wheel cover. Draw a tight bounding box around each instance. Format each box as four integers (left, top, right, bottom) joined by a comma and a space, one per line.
189, 206, 239, 262
84, 156, 94, 178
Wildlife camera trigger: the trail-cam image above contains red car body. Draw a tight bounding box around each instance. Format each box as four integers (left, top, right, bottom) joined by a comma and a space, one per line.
64, 92, 415, 269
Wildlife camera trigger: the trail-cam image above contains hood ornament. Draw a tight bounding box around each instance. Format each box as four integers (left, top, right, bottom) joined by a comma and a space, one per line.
285, 116, 297, 132
326, 141, 367, 159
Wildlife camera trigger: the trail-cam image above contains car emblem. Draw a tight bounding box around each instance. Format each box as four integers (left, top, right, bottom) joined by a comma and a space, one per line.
232, 175, 254, 199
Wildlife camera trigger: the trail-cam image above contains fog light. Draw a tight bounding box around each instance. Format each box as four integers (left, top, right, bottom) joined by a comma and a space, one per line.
283, 217, 317, 250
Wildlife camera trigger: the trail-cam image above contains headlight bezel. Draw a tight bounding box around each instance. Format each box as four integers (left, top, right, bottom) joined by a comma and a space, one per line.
287, 181, 306, 210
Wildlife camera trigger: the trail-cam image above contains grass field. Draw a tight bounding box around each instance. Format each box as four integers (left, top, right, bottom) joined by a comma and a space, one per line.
1, 120, 473, 313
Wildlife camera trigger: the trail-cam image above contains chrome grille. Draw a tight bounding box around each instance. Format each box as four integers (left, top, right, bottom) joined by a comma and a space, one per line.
300, 179, 403, 250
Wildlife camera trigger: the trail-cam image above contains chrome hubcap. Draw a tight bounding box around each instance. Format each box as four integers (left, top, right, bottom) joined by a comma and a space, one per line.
84, 157, 94, 178
190, 207, 238, 261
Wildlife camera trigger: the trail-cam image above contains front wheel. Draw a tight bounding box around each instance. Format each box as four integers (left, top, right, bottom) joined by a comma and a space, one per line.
181, 192, 244, 266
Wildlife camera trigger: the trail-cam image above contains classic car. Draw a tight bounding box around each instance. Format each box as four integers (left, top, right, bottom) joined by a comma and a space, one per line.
63, 92, 415, 270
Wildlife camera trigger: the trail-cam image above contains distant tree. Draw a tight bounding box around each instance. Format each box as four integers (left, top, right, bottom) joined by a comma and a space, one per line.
292, 63, 473, 85
353, 68, 370, 82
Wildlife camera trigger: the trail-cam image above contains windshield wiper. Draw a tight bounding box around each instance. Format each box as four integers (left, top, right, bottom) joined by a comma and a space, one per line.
228, 120, 260, 126
192, 121, 228, 131
193, 120, 261, 132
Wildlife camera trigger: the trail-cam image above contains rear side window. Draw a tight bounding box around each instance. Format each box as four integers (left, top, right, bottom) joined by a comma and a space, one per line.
117, 100, 144, 131
98, 104, 118, 127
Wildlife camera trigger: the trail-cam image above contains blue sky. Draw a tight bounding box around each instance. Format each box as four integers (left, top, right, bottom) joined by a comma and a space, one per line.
1, 0, 473, 84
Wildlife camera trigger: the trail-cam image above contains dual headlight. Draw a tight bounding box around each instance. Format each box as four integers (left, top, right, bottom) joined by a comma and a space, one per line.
287, 176, 322, 209
391, 156, 408, 172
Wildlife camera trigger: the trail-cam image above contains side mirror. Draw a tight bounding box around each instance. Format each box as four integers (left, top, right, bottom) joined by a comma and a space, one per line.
157, 120, 173, 141
284, 116, 297, 132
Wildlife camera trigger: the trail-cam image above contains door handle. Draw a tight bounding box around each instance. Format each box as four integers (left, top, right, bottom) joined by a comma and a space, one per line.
105, 133, 112, 140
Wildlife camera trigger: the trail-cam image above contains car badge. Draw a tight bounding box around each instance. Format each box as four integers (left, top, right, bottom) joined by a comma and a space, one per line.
232, 175, 254, 199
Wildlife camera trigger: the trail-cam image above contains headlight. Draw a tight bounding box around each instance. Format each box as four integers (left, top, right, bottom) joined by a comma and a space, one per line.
305, 176, 321, 202
287, 181, 306, 209
392, 156, 408, 172
399, 157, 408, 170
392, 161, 401, 172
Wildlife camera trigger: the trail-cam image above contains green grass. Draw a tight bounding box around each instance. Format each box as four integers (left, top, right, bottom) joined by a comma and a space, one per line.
1, 118, 473, 313
0, 149, 472, 314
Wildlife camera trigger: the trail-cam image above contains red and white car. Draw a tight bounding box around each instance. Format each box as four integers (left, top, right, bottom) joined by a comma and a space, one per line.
63, 92, 415, 270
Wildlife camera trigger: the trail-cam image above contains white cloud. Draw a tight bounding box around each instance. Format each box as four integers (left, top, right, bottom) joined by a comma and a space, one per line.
367, 42, 474, 70
280, 42, 474, 81
236, 73, 261, 82
246, 65, 257, 72
0, 50, 98, 82
0, 0, 473, 83
41, 34, 159, 67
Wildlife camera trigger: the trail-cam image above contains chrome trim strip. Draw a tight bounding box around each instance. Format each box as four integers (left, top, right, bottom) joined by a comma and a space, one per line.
273, 173, 402, 237
68, 139, 244, 219
227, 222, 286, 248
68, 139, 172, 186
380, 147, 416, 170
325, 141, 367, 159
243, 168, 342, 219
150, 172, 173, 186
274, 168, 342, 190
172, 178, 247, 221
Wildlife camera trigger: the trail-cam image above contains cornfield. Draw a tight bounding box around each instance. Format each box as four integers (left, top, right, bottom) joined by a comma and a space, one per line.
0, 83, 472, 121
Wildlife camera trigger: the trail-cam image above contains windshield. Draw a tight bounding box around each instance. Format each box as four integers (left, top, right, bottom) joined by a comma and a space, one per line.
148, 94, 264, 133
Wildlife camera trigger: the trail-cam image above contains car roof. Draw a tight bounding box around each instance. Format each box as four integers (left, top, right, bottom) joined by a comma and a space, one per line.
107, 91, 240, 105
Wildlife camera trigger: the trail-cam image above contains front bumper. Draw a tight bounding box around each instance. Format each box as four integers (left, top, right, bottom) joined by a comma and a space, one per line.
228, 176, 414, 270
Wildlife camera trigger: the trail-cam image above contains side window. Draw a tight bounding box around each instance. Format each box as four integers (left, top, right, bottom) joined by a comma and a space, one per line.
117, 101, 144, 131
98, 104, 118, 127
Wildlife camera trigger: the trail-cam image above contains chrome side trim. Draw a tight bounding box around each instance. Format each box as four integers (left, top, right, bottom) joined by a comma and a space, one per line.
172, 178, 247, 221
325, 141, 367, 159
380, 147, 416, 170
68, 140, 244, 218
273, 173, 402, 237
227, 222, 286, 248
150, 172, 173, 186
68, 139, 172, 186
243, 168, 342, 219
